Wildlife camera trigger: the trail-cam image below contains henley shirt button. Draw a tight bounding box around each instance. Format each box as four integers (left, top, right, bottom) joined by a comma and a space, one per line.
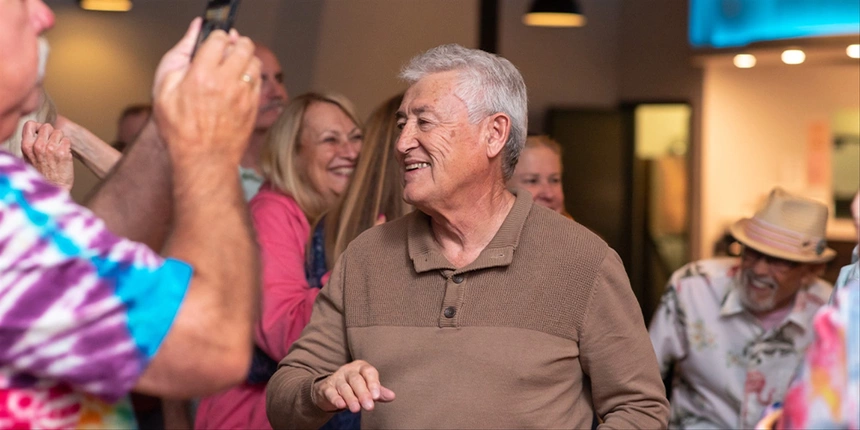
443, 306, 457, 318
452, 274, 464, 284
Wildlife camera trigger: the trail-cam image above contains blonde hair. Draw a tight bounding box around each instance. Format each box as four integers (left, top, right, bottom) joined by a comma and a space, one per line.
520, 135, 573, 220
524, 135, 562, 156
1, 90, 57, 158
260, 92, 361, 222
319, 93, 410, 268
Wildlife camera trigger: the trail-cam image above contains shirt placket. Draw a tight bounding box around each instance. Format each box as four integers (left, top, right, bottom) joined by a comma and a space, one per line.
438, 269, 467, 328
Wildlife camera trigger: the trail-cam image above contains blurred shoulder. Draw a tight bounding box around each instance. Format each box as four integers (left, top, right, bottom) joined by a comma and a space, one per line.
249, 185, 302, 212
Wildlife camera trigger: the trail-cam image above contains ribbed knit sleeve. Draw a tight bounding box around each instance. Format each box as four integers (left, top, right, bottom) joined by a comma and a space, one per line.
579, 250, 670, 429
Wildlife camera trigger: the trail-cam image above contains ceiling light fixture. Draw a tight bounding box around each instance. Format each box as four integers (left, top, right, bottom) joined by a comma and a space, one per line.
523, 0, 586, 28
781, 49, 805, 65
848, 44, 860, 59
733, 54, 757, 68
78, 0, 132, 12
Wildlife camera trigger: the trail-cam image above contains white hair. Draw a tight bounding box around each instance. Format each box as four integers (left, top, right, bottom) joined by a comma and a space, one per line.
400, 44, 528, 180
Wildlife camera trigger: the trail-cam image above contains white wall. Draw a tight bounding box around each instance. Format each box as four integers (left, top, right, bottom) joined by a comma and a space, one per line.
700, 62, 860, 257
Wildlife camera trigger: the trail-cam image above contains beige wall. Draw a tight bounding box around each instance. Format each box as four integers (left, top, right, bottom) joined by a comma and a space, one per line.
310, 0, 479, 120
499, 0, 621, 132
43, 0, 479, 201
700, 62, 860, 257
44, 0, 855, 264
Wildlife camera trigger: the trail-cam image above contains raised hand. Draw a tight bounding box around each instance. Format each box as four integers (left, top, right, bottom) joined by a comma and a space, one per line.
153, 25, 261, 165
21, 121, 74, 190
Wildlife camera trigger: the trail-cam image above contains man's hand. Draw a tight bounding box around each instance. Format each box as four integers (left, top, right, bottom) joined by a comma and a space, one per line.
153, 24, 261, 165
21, 121, 74, 191
313, 360, 396, 413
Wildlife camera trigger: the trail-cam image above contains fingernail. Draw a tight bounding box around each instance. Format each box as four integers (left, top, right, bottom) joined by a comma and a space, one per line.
362, 399, 374, 410
372, 388, 380, 399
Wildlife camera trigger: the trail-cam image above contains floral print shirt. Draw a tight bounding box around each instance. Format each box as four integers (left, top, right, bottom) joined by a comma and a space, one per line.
649, 258, 832, 429
0, 151, 191, 429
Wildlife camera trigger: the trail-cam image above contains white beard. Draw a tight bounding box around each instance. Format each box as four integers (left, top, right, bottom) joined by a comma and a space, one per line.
735, 269, 778, 313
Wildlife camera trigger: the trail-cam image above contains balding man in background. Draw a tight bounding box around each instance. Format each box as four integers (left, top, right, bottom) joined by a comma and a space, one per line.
239, 44, 288, 200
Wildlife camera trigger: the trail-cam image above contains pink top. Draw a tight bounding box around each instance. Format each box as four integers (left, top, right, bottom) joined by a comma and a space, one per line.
195, 184, 320, 429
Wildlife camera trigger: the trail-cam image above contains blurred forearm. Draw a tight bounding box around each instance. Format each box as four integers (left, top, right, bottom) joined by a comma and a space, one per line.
61, 120, 121, 178
84, 121, 172, 251
135, 149, 258, 397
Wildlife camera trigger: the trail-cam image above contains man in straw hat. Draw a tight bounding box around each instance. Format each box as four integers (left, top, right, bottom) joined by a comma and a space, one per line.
649, 187, 836, 429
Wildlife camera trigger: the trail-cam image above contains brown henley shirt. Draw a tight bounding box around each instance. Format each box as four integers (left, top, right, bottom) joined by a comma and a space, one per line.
267, 191, 669, 429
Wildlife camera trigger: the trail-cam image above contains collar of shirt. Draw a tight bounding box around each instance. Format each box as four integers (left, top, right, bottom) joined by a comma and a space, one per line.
406, 189, 533, 274
239, 166, 263, 182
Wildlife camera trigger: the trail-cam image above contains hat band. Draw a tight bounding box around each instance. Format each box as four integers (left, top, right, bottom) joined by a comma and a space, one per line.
744, 217, 824, 257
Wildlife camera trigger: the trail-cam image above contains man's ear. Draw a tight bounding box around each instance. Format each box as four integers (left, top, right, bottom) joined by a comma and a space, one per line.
484, 112, 511, 159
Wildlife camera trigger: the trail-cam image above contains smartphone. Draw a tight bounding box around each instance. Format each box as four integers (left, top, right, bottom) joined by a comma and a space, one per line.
192, 0, 241, 58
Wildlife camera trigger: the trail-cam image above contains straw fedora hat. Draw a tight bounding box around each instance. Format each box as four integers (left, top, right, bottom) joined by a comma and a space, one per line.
730, 187, 836, 264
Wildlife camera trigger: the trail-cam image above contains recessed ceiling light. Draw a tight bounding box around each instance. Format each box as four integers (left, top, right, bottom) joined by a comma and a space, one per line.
781, 49, 805, 65
733, 54, 756, 68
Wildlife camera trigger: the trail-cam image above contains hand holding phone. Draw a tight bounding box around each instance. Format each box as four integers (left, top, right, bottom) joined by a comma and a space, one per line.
192, 0, 241, 58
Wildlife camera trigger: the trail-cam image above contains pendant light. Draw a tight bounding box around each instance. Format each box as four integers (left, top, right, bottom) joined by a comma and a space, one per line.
523, 0, 586, 28
78, 0, 132, 12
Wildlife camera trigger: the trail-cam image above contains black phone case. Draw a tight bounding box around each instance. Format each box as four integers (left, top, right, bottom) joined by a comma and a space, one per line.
192, 0, 241, 57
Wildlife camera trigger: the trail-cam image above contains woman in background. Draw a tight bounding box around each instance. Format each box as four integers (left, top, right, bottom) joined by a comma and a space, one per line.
310, 93, 409, 276
196, 92, 362, 430
507, 135, 573, 219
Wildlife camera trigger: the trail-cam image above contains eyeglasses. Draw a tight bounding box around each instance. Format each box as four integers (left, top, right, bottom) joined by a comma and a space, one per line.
740, 246, 800, 272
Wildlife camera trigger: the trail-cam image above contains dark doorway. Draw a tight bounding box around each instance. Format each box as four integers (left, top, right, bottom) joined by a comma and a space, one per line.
546, 103, 692, 323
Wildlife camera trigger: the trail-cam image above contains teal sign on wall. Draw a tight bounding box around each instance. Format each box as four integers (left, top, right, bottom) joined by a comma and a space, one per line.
690, 0, 860, 48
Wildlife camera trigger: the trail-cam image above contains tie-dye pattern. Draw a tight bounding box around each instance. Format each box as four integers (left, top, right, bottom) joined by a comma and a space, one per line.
757, 252, 860, 430
0, 152, 191, 429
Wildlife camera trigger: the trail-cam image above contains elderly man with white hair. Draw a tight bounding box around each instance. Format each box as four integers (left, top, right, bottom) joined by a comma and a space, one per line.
0, 1, 262, 427
266, 44, 669, 429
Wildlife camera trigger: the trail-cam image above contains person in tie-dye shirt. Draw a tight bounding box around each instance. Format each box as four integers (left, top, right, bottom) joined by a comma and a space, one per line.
1, 2, 262, 428
757, 191, 860, 430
